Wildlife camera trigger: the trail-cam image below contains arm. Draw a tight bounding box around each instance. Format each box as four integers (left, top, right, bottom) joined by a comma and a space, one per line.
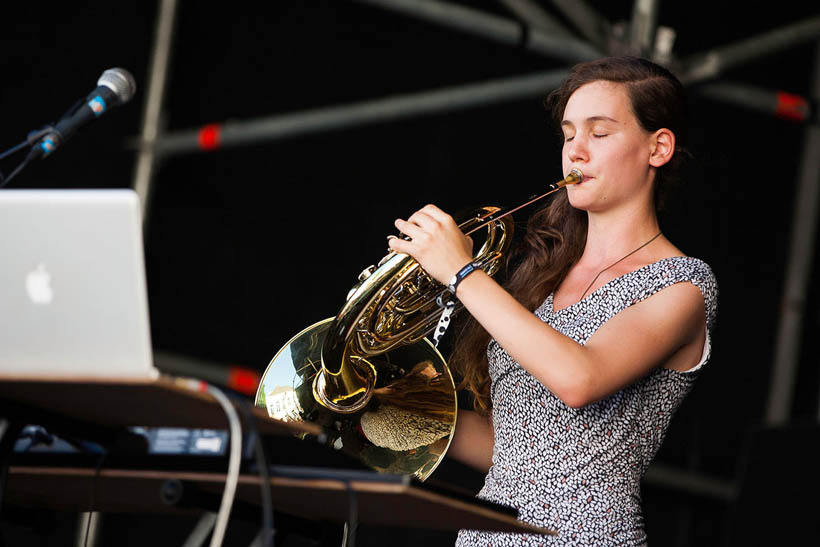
389, 205, 706, 408
454, 269, 706, 407
448, 409, 494, 473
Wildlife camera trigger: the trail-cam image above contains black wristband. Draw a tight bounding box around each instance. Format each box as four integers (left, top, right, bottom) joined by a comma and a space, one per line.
447, 262, 480, 295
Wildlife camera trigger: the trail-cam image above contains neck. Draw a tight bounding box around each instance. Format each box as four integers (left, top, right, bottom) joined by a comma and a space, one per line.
581, 200, 660, 267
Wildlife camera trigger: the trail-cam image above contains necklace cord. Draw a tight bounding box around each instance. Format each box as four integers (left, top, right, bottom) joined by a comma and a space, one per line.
579, 231, 663, 300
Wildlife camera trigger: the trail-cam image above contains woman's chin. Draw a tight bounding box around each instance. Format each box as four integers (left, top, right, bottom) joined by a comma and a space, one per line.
567, 188, 596, 210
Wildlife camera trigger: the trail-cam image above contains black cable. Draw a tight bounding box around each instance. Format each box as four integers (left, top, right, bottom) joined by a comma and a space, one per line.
0, 421, 24, 518
0, 126, 59, 188
0, 155, 34, 189
82, 445, 108, 547
82, 508, 95, 547
33, 431, 109, 547
231, 395, 275, 547
0, 141, 27, 161
346, 482, 358, 547
0, 420, 19, 547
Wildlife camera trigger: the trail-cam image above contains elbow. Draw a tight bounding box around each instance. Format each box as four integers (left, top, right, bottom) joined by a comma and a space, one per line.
561, 392, 594, 409
551, 374, 597, 409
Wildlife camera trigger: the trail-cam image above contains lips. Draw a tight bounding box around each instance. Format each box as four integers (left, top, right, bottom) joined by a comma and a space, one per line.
569, 168, 592, 183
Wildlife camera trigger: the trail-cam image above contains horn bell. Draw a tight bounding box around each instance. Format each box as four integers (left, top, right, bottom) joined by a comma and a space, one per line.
256, 318, 456, 481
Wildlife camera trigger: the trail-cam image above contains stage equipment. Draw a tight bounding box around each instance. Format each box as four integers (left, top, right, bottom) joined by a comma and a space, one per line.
0, 68, 137, 189
0, 378, 555, 541
256, 168, 583, 480
29, 68, 137, 160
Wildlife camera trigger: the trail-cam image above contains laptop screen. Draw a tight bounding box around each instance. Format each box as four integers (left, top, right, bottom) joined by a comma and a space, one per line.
0, 189, 158, 381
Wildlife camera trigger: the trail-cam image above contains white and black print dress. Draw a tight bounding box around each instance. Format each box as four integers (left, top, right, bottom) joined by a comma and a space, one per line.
455, 256, 718, 546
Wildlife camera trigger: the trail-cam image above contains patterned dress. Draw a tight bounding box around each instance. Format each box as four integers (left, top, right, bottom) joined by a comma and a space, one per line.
455, 256, 718, 546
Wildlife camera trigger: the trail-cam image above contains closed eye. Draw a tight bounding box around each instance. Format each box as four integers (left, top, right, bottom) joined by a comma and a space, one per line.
564, 134, 608, 142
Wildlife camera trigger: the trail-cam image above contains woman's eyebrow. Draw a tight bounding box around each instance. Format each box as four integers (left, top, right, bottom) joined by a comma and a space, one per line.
561, 115, 621, 128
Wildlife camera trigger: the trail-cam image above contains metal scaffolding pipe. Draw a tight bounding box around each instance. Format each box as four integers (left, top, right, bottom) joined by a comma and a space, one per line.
498, 0, 573, 38
630, 0, 660, 57
681, 14, 820, 84
150, 69, 569, 156
694, 81, 813, 123
549, 0, 611, 52
131, 0, 178, 223
643, 463, 737, 502
652, 26, 676, 66
353, 0, 601, 62
765, 41, 820, 426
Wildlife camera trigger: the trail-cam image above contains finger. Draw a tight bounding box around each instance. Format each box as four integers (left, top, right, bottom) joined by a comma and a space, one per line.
394, 218, 426, 241
387, 234, 413, 254
419, 204, 453, 224
405, 211, 439, 231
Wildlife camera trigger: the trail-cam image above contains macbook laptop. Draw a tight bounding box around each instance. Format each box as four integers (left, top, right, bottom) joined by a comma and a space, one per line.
0, 189, 159, 381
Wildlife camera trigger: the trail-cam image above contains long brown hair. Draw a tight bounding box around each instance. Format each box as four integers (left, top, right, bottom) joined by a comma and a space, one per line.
448, 56, 689, 414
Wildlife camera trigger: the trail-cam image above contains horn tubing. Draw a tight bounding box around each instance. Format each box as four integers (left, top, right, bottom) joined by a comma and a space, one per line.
313, 167, 582, 413
464, 168, 583, 236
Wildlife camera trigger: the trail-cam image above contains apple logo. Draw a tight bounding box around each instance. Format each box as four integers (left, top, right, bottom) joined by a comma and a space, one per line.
26, 263, 54, 305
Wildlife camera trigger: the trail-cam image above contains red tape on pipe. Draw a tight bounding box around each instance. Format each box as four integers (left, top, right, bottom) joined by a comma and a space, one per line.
775, 92, 809, 122
197, 123, 222, 150
228, 367, 260, 395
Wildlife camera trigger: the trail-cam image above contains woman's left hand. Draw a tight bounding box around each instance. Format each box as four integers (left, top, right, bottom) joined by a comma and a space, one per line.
387, 204, 474, 285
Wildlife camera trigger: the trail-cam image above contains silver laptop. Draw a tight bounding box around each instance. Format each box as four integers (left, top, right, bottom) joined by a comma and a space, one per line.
0, 189, 158, 381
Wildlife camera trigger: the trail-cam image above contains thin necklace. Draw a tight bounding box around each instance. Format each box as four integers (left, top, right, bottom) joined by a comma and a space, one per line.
579, 231, 663, 300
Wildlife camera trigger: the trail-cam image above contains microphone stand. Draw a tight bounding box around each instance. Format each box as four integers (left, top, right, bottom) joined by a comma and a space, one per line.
0, 99, 85, 189
0, 126, 59, 189
0, 68, 137, 189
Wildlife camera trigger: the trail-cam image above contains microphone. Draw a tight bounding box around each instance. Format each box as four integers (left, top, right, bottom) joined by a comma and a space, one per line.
29, 68, 137, 160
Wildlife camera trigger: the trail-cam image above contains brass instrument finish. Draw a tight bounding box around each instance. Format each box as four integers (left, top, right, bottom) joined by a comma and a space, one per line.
255, 169, 582, 481
257, 318, 454, 481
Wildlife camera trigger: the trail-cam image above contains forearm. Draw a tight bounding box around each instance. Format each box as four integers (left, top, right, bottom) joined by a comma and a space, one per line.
454, 269, 594, 407
453, 269, 704, 407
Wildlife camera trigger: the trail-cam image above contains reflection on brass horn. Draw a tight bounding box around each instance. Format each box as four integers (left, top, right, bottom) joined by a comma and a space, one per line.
255, 168, 582, 480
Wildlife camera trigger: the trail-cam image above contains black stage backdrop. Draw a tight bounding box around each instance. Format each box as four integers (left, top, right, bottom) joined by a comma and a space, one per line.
2, 1, 819, 545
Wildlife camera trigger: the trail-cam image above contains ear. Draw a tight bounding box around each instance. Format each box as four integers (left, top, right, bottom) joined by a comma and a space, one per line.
649, 128, 675, 168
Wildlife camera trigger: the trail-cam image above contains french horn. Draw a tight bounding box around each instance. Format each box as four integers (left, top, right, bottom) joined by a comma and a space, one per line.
255, 169, 582, 480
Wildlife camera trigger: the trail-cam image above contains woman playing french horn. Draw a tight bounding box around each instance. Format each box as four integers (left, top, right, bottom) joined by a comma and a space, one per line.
387, 56, 718, 546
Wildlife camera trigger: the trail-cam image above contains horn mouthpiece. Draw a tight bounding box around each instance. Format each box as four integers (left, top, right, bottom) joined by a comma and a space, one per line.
567, 168, 584, 184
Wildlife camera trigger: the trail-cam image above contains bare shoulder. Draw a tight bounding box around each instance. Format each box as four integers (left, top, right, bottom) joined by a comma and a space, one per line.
580, 267, 711, 400
587, 262, 709, 362
620, 278, 704, 325
649, 274, 704, 302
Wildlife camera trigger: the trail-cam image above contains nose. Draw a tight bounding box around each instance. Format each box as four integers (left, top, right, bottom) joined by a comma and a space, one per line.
566, 134, 589, 164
